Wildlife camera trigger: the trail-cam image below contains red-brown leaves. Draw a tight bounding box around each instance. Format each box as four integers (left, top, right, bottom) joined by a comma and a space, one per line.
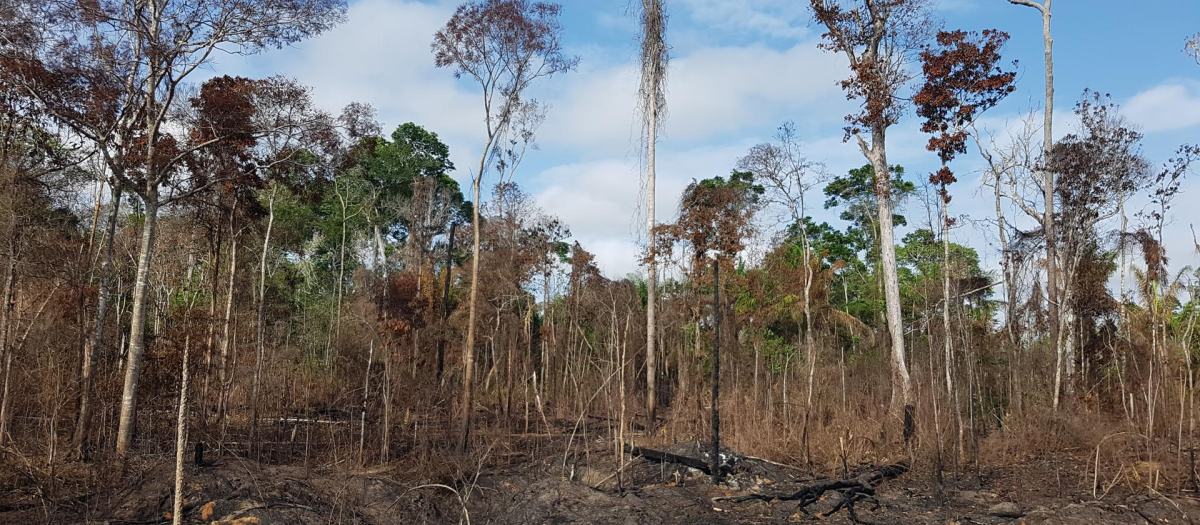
915, 29, 1015, 207
657, 171, 763, 263
381, 272, 430, 340
915, 29, 1016, 161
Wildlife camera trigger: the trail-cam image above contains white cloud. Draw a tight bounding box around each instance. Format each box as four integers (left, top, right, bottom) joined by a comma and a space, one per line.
1122, 82, 1200, 133
212, 0, 484, 187
532, 141, 755, 277
539, 41, 848, 156
673, 0, 811, 41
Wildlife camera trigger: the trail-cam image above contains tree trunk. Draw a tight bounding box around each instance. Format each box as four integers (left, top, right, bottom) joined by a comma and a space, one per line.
437, 223, 455, 384
216, 223, 239, 429
870, 136, 913, 435
0, 235, 18, 445
359, 340, 373, 464
116, 196, 160, 458
251, 185, 276, 444
73, 180, 123, 458
381, 341, 392, 463
711, 258, 721, 484
1010, 0, 1059, 409
331, 185, 349, 369
171, 335, 191, 525
202, 220, 223, 433
457, 134, 491, 453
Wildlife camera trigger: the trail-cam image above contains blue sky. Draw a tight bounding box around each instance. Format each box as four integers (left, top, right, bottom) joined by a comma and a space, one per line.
208, 0, 1200, 282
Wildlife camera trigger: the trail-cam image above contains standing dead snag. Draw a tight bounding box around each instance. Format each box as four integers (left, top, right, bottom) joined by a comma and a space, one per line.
433, 0, 576, 454
638, 0, 669, 432
710, 256, 720, 484
1003, 0, 1064, 407
810, 0, 935, 436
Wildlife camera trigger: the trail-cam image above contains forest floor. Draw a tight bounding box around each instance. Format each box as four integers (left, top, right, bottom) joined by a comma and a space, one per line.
3, 432, 1200, 524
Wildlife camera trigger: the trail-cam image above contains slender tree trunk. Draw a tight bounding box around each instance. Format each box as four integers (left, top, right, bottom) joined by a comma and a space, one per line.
202, 221, 224, 432
645, 100, 659, 430
359, 340, 373, 464
331, 186, 350, 370
456, 155, 485, 453
1010, 0, 1059, 409
251, 185, 276, 444
73, 181, 123, 458
541, 269, 550, 397
382, 340, 392, 463
171, 335, 191, 525
217, 222, 239, 429
437, 223, 455, 384
710, 258, 721, 484
1039, 4, 1059, 410
116, 196, 160, 458
0, 236, 17, 445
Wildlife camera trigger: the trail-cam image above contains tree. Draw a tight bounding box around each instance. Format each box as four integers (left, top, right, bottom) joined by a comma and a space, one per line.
822, 164, 916, 328
432, 0, 577, 453
638, 0, 669, 432
810, 0, 934, 434
1188, 33, 1200, 64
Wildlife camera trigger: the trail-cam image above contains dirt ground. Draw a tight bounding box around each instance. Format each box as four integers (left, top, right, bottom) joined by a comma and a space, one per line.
3, 439, 1199, 524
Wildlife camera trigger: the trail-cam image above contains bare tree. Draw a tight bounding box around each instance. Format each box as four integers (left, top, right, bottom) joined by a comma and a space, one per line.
810, 0, 935, 436
433, 0, 576, 453
1186, 33, 1200, 65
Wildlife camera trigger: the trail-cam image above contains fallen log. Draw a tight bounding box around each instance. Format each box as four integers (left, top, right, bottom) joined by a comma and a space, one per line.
623, 444, 727, 475
713, 460, 908, 517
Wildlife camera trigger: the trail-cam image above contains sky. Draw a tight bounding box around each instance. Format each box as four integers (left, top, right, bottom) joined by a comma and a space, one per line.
207, 0, 1200, 283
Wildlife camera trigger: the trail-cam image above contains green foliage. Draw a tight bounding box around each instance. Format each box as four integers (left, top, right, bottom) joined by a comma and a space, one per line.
823, 164, 915, 234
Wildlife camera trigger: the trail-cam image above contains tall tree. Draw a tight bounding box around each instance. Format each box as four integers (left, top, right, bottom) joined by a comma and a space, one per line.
915, 28, 1015, 470
638, 0, 669, 432
432, 0, 577, 453
812, 0, 935, 436
1048, 92, 1152, 407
